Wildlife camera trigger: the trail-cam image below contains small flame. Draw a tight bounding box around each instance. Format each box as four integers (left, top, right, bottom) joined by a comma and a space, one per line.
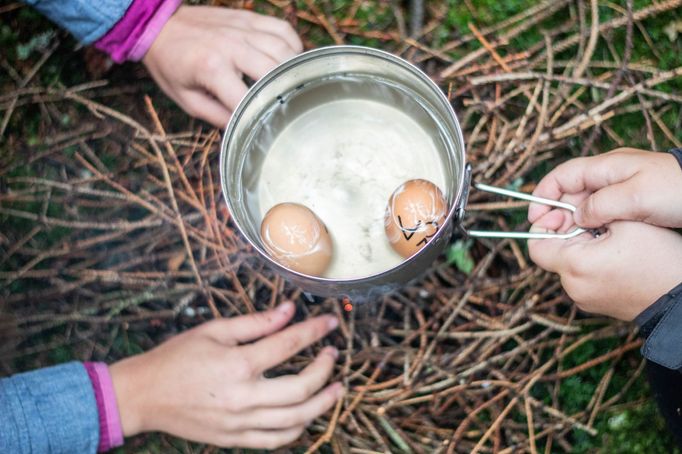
342, 297, 353, 312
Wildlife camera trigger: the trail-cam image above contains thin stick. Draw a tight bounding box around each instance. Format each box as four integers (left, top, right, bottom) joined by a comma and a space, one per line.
304, 396, 344, 454
144, 96, 220, 319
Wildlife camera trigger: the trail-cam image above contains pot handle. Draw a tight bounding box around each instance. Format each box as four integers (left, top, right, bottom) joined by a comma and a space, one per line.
455, 164, 586, 240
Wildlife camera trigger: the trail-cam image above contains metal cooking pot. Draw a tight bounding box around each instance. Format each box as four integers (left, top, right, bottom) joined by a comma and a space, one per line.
220, 46, 581, 299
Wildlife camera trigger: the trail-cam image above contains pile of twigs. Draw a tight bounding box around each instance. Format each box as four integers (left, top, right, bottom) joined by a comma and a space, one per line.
1, 0, 681, 452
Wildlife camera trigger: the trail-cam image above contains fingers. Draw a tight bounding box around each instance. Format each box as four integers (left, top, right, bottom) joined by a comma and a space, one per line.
250, 346, 338, 406
205, 7, 302, 53
180, 90, 232, 128
244, 382, 344, 430
528, 159, 590, 223
574, 181, 641, 228
528, 152, 639, 223
234, 46, 280, 81
242, 315, 339, 373
195, 51, 249, 117
217, 382, 344, 448
528, 206, 591, 273
247, 32, 299, 64
531, 209, 566, 231
248, 14, 303, 53
528, 217, 565, 273
557, 191, 590, 232
528, 184, 595, 273
199, 69, 248, 116
200, 301, 296, 345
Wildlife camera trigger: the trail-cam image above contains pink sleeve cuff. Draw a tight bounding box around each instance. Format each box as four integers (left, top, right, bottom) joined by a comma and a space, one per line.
95, 0, 183, 63
129, 0, 183, 61
84, 362, 124, 452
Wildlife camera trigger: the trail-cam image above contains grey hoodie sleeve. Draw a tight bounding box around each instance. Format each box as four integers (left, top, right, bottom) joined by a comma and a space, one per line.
0, 361, 99, 453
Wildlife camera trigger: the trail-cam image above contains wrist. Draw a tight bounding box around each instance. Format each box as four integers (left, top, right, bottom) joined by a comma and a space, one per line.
636, 281, 682, 336
109, 354, 152, 436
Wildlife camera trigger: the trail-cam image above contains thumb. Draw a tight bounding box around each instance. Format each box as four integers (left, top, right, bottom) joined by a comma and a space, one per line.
574, 181, 637, 228
200, 301, 295, 345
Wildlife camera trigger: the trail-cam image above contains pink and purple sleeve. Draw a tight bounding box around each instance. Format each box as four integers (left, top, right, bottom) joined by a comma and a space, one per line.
95, 0, 184, 63
83, 362, 124, 453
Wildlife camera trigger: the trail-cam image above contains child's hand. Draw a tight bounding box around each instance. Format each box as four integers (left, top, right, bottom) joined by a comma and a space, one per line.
528, 149, 682, 229
143, 6, 303, 128
109, 302, 343, 449
529, 208, 682, 321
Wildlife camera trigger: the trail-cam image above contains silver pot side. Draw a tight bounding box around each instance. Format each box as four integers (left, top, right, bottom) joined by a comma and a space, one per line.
220, 45, 467, 299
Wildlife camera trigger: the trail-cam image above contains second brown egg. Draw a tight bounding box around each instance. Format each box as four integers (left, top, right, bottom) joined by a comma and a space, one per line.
384, 179, 448, 258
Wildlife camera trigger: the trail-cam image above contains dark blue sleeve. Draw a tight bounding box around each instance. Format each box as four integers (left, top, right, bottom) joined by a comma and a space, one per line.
0, 361, 99, 453
21, 0, 133, 44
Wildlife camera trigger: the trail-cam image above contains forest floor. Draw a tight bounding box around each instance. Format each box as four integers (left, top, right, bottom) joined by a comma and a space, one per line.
1, 0, 681, 452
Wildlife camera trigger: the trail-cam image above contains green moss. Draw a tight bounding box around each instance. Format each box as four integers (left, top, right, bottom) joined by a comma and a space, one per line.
596, 401, 680, 454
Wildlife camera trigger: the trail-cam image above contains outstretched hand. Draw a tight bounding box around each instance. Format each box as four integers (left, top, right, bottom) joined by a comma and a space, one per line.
110, 302, 343, 449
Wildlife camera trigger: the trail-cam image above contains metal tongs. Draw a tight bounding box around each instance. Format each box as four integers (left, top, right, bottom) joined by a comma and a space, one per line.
467, 183, 587, 240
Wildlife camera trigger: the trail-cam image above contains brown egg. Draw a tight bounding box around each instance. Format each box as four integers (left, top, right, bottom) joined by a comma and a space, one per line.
384, 179, 448, 258
260, 203, 333, 276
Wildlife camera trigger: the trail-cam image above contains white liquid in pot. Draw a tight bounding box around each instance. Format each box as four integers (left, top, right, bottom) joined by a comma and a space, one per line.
258, 98, 447, 279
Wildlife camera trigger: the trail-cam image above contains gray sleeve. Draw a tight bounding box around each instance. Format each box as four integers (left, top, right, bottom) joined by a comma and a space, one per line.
0, 361, 99, 454
21, 0, 134, 44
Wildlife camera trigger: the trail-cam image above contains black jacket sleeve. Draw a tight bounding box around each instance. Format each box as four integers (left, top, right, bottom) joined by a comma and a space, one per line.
636, 283, 682, 371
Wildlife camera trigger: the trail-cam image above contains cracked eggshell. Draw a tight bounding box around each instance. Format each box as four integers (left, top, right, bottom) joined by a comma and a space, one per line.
384, 179, 448, 258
